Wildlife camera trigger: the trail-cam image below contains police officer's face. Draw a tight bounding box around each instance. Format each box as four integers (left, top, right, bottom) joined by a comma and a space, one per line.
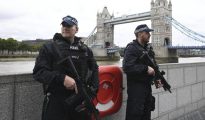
61, 25, 78, 39
140, 31, 151, 43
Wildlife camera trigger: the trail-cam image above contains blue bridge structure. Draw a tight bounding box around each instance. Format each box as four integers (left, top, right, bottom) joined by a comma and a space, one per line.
167, 46, 205, 49
164, 16, 205, 50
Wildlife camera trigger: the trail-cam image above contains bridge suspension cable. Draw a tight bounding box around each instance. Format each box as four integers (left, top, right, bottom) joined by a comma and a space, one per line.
165, 16, 205, 43
84, 26, 97, 45
87, 26, 97, 39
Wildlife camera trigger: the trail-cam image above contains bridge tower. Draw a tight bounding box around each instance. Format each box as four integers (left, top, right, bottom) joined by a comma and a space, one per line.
91, 7, 120, 60
96, 7, 114, 48
151, 0, 178, 63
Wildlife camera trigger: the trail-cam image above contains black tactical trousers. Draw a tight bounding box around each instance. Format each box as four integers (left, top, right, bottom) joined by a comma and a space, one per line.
42, 94, 91, 120
125, 81, 153, 120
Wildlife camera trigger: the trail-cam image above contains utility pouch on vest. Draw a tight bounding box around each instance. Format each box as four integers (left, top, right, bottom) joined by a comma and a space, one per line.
150, 95, 155, 111
64, 93, 84, 109
64, 86, 95, 109
42, 93, 51, 120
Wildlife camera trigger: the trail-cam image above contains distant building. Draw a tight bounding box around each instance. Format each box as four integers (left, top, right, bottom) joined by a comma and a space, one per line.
177, 48, 205, 56
22, 39, 51, 46
22, 38, 90, 46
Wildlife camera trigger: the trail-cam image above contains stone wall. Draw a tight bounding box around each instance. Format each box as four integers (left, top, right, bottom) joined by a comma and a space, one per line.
0, 74, 44, 120
0, 62, 205, 120
103, 62, 205, 120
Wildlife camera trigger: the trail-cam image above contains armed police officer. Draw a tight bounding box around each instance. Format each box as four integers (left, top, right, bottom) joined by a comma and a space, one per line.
123, 24, 163, 120
33, 15, 99, 120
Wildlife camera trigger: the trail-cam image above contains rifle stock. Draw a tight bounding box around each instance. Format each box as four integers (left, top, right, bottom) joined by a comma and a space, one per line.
140, 52, 172, 93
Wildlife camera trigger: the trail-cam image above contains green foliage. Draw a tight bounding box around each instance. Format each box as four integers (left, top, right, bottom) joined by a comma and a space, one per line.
6, 38, 18, 51
18, 42, 30, 51
31, 44, 42, 52
0, 38, 6, 50
0, 38, 43, 53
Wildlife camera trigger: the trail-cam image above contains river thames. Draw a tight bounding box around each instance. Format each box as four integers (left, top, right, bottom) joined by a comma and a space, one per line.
0, 57, 205, 75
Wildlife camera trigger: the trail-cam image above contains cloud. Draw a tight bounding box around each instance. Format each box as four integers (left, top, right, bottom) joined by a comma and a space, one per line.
0, 12, 22, 20
0, 0, 205, 46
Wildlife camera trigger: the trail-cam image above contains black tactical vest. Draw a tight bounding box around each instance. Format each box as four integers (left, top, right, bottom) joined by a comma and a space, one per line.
52, 34, 89, 83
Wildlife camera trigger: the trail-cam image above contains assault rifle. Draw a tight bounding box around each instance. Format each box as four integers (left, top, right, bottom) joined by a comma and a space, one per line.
58, 56, 100, 120
140, 52, 172, 93
52, 41, 100, 120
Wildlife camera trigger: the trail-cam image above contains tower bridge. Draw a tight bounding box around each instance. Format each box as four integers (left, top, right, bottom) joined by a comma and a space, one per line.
85, 0, 205, 63
167, 46, 205, 49
1, 1, 205, 120
104, 11, 151, 25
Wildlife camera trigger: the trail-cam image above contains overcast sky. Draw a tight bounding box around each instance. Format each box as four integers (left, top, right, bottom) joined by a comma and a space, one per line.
0, 0, 205, 46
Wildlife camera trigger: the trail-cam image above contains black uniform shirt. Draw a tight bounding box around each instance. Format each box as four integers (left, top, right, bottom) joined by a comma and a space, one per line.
33, 33, 99, 99
123, 39, 155, 83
